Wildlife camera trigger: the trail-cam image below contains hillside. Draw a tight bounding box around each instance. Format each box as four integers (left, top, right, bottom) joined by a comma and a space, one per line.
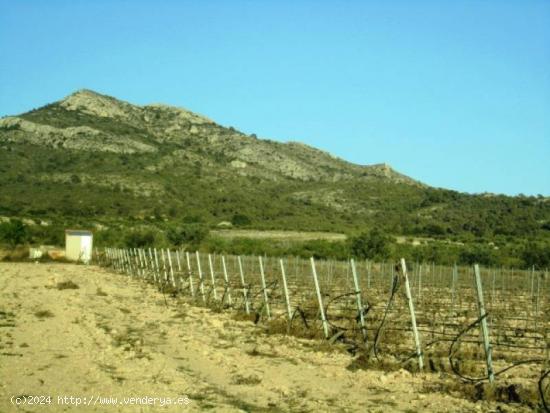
0, 90, 548, 254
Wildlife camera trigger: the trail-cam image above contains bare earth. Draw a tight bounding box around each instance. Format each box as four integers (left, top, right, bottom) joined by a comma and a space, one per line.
0, 263, 523, 412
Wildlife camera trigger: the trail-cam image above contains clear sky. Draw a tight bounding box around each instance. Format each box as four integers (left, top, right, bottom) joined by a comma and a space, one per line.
1, 0, 549, 196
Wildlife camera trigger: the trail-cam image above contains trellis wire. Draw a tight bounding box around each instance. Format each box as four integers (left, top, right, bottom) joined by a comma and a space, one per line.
98, 247, 549, 409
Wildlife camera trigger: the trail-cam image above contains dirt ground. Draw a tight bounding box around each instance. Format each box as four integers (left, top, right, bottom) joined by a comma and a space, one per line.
0, 263, 534, 412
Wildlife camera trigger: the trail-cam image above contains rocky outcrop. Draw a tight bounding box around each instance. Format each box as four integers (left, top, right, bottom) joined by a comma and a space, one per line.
0, 116, 156, 154
59, 89, 137, 119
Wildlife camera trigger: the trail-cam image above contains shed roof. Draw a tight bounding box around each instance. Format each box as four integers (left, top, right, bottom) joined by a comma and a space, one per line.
65, 229, 93, 236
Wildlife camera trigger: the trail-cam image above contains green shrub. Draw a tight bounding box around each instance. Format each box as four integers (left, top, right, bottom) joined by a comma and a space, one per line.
124, 229, 156, 248
94, 228, 124, 247
350, 229, 392, 261
166, 223, 209, 247
522, 241, 550, 268
231, 214, 251, 227
459, 245, 498, 266
0, 219, 29, 246
29, 225, 64, 246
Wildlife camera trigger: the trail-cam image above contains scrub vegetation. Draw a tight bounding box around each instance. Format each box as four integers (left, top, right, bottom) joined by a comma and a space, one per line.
0, 90, 548, 268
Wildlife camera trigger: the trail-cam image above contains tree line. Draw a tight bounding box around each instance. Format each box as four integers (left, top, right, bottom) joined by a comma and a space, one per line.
2, 219, 548, 269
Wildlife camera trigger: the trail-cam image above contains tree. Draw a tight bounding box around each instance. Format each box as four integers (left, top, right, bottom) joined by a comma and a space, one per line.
350, 229, 392, 260
458, 245, 497, 266
167, 223, 209, 247
522, 241, 550, 268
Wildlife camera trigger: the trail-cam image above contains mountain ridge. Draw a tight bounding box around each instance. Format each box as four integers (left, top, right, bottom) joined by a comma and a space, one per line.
0, 89, 548, 253
1, 89, 420, 185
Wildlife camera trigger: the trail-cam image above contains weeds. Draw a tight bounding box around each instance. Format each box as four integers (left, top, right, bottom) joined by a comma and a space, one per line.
96, 287, 108, 296
34, 310, 54, 319
424, 380, 540, 408
232, 374, 262, 385
56, 280, 79, 290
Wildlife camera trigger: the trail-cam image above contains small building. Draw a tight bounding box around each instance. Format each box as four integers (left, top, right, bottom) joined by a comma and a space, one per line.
65, 230, 93, 263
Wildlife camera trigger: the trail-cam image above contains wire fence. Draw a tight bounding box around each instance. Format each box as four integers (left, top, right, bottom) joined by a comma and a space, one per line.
95, 247, 550, 410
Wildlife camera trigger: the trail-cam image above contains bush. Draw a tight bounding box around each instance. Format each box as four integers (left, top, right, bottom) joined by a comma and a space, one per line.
0, 219, 28, 246
288, 239, 348, 260
29, 225, 64, 246
94, 228, 124, 247
423, 223, 446, 237
522, 241, 550, 268
124, 229, 156, 248
166, 223, 209, 247
459, 245, 497, 266
231, 214, 251, 227
350, 229, 392, 260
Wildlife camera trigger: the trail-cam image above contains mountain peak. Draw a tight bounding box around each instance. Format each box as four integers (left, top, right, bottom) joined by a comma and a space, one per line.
60, 89, 133, 118
67, 88, 102, 97
60, 89, 214, 125
62, 88, 114, 103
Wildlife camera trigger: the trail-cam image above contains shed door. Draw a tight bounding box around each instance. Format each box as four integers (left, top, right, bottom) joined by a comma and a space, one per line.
80, 236, 92, 262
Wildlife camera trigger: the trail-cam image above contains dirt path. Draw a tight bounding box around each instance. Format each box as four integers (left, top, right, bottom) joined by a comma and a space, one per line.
0, 263, 521, 412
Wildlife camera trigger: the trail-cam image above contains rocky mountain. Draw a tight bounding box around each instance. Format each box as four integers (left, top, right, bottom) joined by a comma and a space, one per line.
0, 89, 417, 184
0, 90, 548, 241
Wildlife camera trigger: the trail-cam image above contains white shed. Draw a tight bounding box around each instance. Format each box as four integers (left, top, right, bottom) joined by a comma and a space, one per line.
65, 230, 93, 263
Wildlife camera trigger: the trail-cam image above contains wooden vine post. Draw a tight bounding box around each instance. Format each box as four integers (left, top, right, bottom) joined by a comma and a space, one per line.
160, 249, 168, 283
113, 249, 118, 271
279, 258, 292, 321
185, 252, 195, 297
400, 258, 424, 371
138, 248, 144, 278
350, 259, 367, 341
258, 256, 271, 320
121, 249, 126, 273
450, 264, 458, 315
208, 254, 219, 300
221, 256, 233, 305
143, 248, 149, 279
121, 249, 128, 275
473, 264, 495, 383
237, 256, 250, 314
125, 249, 132, 276
195, 251, 206, 303
153, 248, 160, 284
310, 257, 329, 339
167, 249, 176, 288
147, 248, 154, 282
175, 250, 183, 289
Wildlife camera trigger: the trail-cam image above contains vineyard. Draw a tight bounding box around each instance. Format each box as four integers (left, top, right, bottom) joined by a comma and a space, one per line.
97, 248, 550, 410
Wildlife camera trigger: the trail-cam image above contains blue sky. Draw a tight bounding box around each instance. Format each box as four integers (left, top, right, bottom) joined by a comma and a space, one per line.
1, 0, 548, 196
